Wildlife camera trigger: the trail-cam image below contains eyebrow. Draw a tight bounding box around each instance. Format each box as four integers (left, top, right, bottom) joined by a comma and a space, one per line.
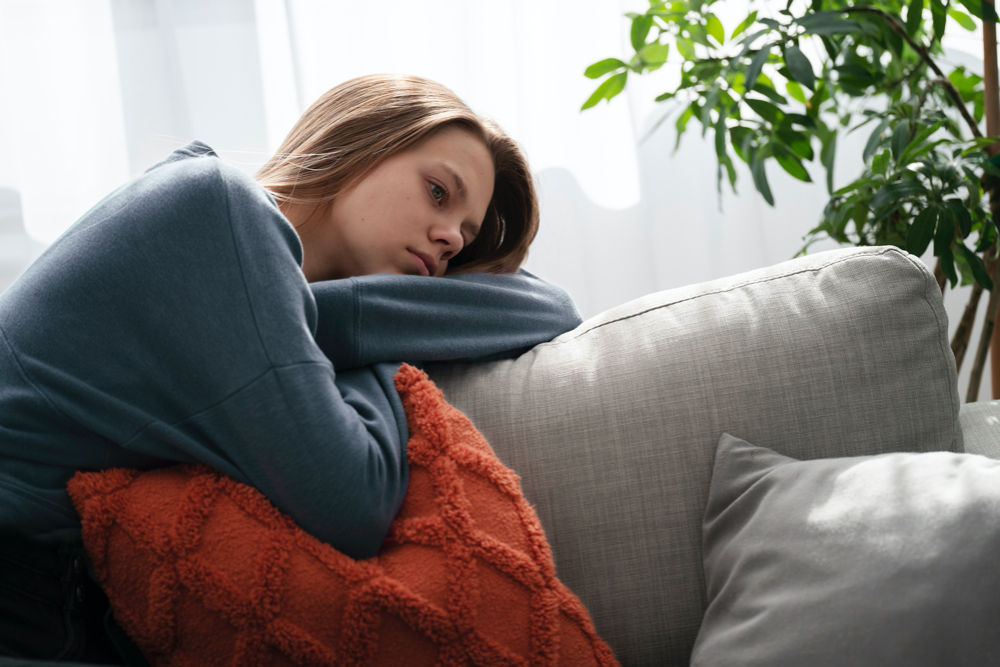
439, 162, 468, 204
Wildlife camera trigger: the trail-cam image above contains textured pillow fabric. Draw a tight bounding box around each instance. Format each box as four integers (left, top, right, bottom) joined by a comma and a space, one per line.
67, 364, 618, 666
692, 432, 1000, 666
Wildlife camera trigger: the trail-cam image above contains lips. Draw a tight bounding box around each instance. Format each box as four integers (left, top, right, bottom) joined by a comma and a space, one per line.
409, 250, 438, 277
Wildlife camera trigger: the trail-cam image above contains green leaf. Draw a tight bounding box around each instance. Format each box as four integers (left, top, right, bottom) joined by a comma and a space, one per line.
648, 9, 684, 20
870, 180, 927, 208
721, 152, 738, 190
891, 122, 910, 161
676, 36, 696, 59
959, 0, 999, 21
751, 147, 775, 205
821, 130, 837, 194
774, 144, 812, 181
965, 135, 1000, 148
746, 98, 783, 124
700, 86, 722, 134
863, 118, 892, 163
957, 243, 994, 290
777, 127, 814, 160
641, 43, 670, 71
732, 11, 758, 40
940, 245, 959, 288
899, 120, 944, 163
584, 58, 627, 79
948, 199, 974, 236
730, 125, 753, 162
631, 14, 653, 51
835, 63, 876, 81
786, 80, 807, 103
674, 104, 695, 153
955, 0, 980, 18
820, 34, 840, 60
715, 114, 727, 158
688, 23, 713, 47
580, 71, 628, 110
907, 206, 938, 256
706, 14, 725, 44
786, 113, 816, 128
907, 0, 925, 36
931, 0, 947, 42
934, 201, 956, 255
745, 44, 771, 93
872, 149, 891, 175
784, 45, 816, 90
877, 20, 901, 57
797, 15, 863, 35
834, 176, 875, 196
753, 82, 788, 104
948, 8, 977, 29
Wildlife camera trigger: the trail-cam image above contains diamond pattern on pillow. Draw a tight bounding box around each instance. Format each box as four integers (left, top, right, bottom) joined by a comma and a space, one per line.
68, 364, 618, 665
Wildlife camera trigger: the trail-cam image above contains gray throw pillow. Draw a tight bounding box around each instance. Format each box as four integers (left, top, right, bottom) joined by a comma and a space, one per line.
692, 432, 1000, 667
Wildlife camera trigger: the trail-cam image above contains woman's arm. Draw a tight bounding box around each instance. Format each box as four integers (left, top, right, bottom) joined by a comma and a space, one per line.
180, 359, 408, 559
0, 149, 411, 559
309, 270, 583, 370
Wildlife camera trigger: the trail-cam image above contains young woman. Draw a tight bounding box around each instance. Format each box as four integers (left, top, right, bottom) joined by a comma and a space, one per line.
0, 74, 581, 662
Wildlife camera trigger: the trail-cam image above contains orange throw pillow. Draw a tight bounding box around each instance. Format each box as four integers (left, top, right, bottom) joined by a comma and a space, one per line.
67, 364, 619, 666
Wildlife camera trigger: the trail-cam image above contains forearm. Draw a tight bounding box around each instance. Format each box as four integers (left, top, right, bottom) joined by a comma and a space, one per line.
310, 270, 582, 369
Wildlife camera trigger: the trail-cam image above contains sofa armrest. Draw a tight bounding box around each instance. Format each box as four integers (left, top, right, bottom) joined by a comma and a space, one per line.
960, 400, 1000, 459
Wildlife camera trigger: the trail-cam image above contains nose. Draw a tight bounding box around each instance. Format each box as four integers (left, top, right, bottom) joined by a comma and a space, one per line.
431, 220, 465, 261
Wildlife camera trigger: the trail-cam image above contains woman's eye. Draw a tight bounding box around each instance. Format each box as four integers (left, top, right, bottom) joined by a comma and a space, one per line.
430, 182, 448, 203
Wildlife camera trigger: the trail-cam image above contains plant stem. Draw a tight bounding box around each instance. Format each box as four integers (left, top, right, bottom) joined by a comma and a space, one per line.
933, 257, 947, 294
966, 255, 1000, 400
952, 275, 985, 373
881, 60, 925, 91
982, 0, 1000, 399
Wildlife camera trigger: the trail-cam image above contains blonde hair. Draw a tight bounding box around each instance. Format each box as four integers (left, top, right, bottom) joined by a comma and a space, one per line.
254, 74, 537, 274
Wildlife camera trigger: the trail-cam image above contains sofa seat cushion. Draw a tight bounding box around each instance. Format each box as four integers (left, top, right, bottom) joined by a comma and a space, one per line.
692, 432, 1000, 666
66, 365, 617, 666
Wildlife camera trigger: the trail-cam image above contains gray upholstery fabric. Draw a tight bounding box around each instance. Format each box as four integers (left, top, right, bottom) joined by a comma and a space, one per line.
425, 246, 961, 666
960, 399, 1000, 459
693, 433, 1000, 667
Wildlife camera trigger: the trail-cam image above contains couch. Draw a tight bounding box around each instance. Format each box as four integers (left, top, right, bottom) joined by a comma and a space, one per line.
5, 244, 998, 666
425, 244, 1000, 665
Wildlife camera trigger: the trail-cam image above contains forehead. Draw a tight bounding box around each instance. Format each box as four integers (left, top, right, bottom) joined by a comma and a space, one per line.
408, 127, 492, 172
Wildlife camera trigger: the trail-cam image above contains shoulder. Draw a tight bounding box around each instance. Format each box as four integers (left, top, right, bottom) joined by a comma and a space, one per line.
141, 142, 268, 212
140, 142, 299, 256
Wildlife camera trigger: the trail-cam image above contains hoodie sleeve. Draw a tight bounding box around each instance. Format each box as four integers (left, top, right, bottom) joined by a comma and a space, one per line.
309, 270, 583, 370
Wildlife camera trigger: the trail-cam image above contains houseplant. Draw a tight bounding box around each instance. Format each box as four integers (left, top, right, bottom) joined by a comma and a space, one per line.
582, 0, 1000, 400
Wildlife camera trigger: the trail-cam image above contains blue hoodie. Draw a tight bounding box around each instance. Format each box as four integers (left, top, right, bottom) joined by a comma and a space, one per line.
0, 141, 581, 559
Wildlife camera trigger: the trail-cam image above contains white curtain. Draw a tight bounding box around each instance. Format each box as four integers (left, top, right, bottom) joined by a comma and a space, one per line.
0, 0, 992, 399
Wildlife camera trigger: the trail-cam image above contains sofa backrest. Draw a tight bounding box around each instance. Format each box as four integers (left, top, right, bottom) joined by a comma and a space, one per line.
426, 245, 961, 666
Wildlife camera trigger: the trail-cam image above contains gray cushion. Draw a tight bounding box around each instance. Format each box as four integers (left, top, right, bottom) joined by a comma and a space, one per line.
960, 399, 1000, 459
693, 432, 1000, 666
426, 246, 961, 665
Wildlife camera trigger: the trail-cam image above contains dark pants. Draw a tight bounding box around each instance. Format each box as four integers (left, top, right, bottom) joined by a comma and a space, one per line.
0, 537, 126, 664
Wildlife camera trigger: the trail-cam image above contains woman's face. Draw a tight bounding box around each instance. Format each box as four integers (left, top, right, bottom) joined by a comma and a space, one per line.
286, 126, 495, 282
